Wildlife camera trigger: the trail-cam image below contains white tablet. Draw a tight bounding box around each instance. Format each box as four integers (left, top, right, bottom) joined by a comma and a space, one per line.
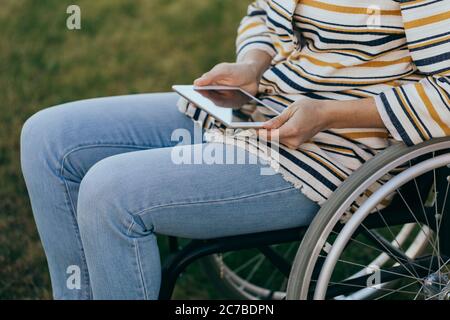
172, 85, 280, 129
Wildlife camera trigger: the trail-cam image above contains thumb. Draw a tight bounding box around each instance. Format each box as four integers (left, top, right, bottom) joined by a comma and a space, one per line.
194, 64, 230, 86
263, 110, 291, 129
194, 72, 215, 86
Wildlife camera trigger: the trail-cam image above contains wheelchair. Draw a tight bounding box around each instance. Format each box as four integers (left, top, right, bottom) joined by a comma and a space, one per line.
158, 137, 450, 300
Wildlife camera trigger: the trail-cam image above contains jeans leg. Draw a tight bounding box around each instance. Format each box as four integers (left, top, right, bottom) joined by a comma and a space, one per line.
20, 93, 193, 299
77, 143, 319, 299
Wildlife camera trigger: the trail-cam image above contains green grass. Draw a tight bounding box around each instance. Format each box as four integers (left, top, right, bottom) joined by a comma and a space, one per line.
0, 0, 250, 299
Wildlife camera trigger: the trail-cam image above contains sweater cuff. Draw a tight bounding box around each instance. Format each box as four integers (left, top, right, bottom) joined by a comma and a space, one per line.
236, 38, 276, 62
374, 92, 412, 145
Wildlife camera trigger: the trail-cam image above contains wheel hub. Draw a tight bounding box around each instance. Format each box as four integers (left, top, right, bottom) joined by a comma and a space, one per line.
423, 272, 450, 300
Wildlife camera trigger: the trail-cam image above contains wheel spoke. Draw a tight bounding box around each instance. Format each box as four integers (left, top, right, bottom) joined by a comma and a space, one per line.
432, 167, 443, 287
318, 255, 429, 285
374, 279, 421, 300
397, 189, 446, 267
439, 175, 450, 216
311, 279, 420, 298
374, 206, 404, 251
434, 177, 450, 273
361, 224, 428, 277
244, 254, 265, 283
410, 159, 430, 228
261, 243, 297, 290
233, 253, 264, 274
263, 269, 279, 289
434, 257, 450, 275
331, 230, 388, 255
413, 286, 424, 300
425, 289, 445, 300
408, 163, 437, 276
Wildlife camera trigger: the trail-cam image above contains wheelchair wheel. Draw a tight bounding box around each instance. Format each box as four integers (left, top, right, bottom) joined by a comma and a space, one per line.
202, 225, 427, 299
201, 242, 300, 299
287, 138, 450, 300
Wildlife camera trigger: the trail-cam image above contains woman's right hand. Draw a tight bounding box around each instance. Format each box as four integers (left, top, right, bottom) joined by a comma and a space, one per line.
194, 61, 262, 96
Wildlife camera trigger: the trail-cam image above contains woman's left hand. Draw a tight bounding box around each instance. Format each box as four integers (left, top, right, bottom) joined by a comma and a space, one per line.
259, 97, 384, 149
259, 99, 328, 149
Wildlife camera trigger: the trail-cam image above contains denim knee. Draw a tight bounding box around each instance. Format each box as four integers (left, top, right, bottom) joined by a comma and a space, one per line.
20, 105, 76, 176
21, 109, 54, 169
77, 155, 150, 241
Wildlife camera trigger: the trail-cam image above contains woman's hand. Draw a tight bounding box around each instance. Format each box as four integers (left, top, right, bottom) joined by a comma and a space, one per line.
260, 97, 384, 149
194, 49, 273, 96
194, 62, 262, 96
260, 99, 328, 149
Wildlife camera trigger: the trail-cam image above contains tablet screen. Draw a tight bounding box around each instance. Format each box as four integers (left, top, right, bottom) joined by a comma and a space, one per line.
194, 88, 255, 109
194, 88, 261, 124
172, 85, 278, 128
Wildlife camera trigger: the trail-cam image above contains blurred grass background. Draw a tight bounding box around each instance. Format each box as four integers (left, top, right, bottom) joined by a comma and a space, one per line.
0, 0, 250, 299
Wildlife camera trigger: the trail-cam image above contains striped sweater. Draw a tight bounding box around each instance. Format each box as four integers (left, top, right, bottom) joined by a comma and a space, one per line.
180, 0, 450, 210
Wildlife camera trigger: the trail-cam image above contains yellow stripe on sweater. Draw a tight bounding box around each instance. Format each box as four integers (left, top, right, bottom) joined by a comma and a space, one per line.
396, 87, 430, 140
238, 21, 265, 35
404, 11, 450, 29
301, 0, 401, 16
296, 16, 405, 35
415, 83, 450, 135
408, 34, 450, 50
291, 52, 412, 69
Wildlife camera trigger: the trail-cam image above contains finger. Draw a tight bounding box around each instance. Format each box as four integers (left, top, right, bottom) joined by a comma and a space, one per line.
262, 110, 291, 129
256, 127, 286, 142
279, 138, 299, 149
193, 74, 209, 86
194, 64, 230, 86
273, 125, 293, 141
258, 129, 300, 149
193, 72, 217, 86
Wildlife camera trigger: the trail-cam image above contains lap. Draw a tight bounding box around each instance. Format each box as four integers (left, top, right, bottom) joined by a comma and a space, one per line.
23, 92, 195, 154
22, 92, 199, 181
78, 143, 320, 239
25, 92, 319, 238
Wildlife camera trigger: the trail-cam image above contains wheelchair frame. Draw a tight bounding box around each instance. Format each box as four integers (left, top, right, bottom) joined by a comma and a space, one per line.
158, 139, 450, 300
158, 227, 307, 299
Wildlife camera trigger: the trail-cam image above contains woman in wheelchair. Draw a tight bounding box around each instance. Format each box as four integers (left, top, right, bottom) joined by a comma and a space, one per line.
21, 0, 450, 300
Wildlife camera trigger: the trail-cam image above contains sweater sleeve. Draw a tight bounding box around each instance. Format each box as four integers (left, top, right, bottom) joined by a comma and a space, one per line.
374, 0, 450, 146
236, 0, 277, 61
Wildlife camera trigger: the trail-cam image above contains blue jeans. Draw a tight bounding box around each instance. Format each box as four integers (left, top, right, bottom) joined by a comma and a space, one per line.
20, 92, 319, 300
